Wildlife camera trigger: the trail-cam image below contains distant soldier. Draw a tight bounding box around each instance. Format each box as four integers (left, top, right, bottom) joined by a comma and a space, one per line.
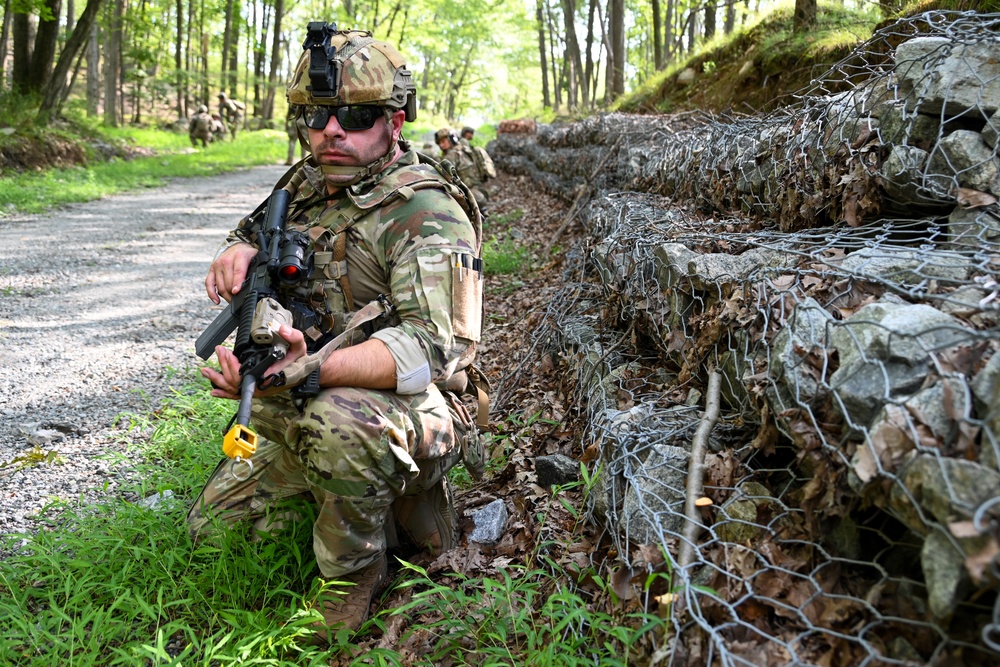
460, 126, 475, 147
217, 92, 246, 140
285, 107, 309, 165
210, 113, 227, 143
436, 127, 489, 209
420, 141, 440, 158
188, 105, 213, 148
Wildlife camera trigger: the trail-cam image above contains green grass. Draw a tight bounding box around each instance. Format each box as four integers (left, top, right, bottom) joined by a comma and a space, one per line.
482, 235, 530, 276
0, 129, 287, 216
0, 372, 676, 665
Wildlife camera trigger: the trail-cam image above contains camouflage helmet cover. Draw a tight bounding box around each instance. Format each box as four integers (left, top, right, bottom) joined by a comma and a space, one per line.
287, 29, 416, 120
435, 128, 457, 144
461, 126, 474, 135
197, 104, 208, 113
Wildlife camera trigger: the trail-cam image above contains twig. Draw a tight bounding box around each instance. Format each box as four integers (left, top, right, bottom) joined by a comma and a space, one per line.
544, 136, 623, 255
679, 369, 721, 570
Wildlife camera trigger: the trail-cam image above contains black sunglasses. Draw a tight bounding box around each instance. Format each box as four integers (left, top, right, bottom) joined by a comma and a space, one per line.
301, 104, 385, 131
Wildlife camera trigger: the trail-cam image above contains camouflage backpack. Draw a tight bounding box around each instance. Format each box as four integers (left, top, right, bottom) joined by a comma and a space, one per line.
470, 145, 496, 181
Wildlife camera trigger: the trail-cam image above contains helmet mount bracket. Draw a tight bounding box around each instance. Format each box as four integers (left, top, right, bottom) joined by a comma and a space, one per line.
303, 21, 340, 99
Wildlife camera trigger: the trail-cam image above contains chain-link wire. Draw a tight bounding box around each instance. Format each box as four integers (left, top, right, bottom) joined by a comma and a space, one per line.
495, 9, 1000, 666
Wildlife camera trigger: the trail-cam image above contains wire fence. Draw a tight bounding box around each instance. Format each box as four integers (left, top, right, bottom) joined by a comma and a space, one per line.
494, 10, 1000, 666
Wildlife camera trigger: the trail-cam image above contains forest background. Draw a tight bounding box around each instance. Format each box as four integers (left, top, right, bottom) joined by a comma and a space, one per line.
1, 0, 983, 185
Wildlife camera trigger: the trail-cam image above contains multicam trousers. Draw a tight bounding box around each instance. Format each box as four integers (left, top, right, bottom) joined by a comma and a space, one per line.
187, 384, 460, 577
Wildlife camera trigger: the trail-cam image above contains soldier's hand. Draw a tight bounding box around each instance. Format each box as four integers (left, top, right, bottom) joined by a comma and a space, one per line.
200, 325, 308, 399
206, 243, 258, 304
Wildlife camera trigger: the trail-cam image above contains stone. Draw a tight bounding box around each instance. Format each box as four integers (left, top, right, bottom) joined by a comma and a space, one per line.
920, 526, 967, 619
714, 481, 781, 544
469, 499, 508, 545
837, 246, 970, 286
890, 454, 1000, 533
926, 130, 1000, 198
896, 37, 1000, 119
767, 298, 835, 414
878, 102, 941, 148
879, 144, 929, 204
620, 445, 690, 545
945, 206, 1000, 251
535, 454, 580, 488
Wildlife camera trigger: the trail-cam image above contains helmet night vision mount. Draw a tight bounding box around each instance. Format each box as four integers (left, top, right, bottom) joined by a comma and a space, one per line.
303, 21, 340, 99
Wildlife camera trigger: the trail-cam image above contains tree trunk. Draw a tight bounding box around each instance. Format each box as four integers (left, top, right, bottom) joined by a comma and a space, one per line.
704, 1, 716, 41
663, 0, 677, 62
536, 0, 550, 108
175, 0, 184, 119
652, 0, 662, 71
227, 4, 239, 98
11, 11, 33, 92
0, 0, 13, 84
562, 0, 585, 111
85, 19, 98, 116
794, 0, 817, 30
221, 0, 233, 93
263, 0, 284, 121
37, 0, 103, 123
103, 0, 123, 126
27, 0, 61, 93
582, 0, 596, 107
545, 1, 561, 109
609, 0, 625, 99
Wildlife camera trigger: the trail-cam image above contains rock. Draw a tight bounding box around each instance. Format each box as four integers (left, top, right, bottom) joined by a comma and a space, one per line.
890, 454, 1000, 533
767, 298, 835, 414
984, 109, 1000, 150
620, 445, 689, 545
878, 102, 940, 148
945, 206, 1000, 252
830, 301, 967, 428
469, 499, 508, 545
677, 68, 696, 86
896, 36, 1000, 119
837, 245, 969, 286
879, 144, 930, 205
714, 481, 782, 544
921, 526, 967, 619
535, 454, 580, 488
137, 490, 177, 510
926, 130, 1000, 198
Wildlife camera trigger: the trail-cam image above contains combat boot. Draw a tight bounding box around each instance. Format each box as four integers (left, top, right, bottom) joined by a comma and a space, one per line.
392, 477, 458, 555
308, 555, 388, 646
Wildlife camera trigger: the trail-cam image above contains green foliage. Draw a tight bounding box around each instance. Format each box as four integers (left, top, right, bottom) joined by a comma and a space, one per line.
482, 235, 529, 276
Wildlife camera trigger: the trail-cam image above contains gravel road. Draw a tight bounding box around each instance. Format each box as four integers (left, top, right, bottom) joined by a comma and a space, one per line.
0, 163, 289, 539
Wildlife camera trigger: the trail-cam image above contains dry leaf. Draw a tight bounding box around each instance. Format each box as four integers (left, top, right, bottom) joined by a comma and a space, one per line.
957, 187, 998, 209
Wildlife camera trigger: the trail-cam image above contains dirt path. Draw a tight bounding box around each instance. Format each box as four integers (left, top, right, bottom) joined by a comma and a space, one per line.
0, 164, 288, 537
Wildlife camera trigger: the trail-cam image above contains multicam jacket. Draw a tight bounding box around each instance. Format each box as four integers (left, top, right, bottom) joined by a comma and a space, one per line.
228, 148, 483, 396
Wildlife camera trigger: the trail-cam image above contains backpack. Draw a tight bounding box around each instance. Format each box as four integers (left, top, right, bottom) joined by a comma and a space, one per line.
471, 145, 496, 181
195, 113, 210, 132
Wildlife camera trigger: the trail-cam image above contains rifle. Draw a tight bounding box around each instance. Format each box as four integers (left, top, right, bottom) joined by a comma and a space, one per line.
195, 188, 309, 466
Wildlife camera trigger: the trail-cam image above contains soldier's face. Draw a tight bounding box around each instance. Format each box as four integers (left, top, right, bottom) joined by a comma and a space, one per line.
308, 108, 405, 188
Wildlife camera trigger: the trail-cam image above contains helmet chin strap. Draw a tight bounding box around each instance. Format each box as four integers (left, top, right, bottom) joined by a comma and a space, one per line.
319, 123, 399, 186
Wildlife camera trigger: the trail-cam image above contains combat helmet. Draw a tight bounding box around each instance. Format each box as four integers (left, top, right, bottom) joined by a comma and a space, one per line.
435, 128, 459, 146
287, 23, 416, 121
197, 104, 208, 114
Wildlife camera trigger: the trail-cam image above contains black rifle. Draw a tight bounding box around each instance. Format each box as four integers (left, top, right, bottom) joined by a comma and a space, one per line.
195, 188, 302, 460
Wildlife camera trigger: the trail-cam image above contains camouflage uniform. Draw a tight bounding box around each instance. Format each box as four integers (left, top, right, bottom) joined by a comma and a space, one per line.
188, 105, 213, 148
188, 149, 482, 579
441, 142, 488, 208
218, 92, 246, 140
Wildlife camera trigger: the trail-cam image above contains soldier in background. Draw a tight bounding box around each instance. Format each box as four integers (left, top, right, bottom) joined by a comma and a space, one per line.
210, 114, 227, 143
217, 91, 246, 140
188, 105, 213, 148
460, 126, 475, 147
436, 127, 488, 209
